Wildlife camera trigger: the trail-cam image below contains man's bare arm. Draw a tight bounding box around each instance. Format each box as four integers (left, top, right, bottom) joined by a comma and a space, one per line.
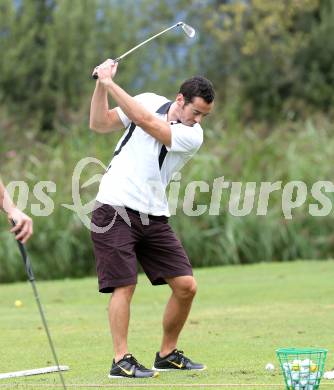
90, 81, 124, 133
92, 60, 171, 146
0, 180, 15, 214
103, 79, 171, 146
0, 179, 33, 243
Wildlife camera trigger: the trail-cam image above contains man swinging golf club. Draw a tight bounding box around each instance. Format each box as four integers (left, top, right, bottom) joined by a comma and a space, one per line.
0, 178, 33, 243
90, 59, 215, 379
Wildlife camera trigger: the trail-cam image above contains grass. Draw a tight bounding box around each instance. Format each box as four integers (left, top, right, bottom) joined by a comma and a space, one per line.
0, 261, 334, 389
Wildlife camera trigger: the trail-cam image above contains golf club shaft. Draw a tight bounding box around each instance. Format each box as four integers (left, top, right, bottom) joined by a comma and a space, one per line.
115, 23, 179, 62
92, 22, 180, 79
29, 277, 67, 389
12, 221, 67, 390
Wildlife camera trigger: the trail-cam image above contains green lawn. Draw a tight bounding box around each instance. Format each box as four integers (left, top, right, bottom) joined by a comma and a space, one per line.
0, 261, 334, 389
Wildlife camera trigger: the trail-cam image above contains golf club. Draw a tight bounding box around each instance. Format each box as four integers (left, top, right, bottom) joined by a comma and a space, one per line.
11, 220, 67, 390
92, 21, 195, 79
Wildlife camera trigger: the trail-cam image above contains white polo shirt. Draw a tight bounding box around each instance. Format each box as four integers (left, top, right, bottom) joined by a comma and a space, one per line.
96, 92, 203, 216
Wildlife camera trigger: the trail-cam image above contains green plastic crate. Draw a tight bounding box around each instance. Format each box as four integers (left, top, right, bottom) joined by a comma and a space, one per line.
276, 348, 328, 390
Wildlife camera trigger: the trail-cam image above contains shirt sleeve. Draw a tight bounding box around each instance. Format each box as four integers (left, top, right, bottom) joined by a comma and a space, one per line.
167, 123, 203, 154
115, 106, 131, 128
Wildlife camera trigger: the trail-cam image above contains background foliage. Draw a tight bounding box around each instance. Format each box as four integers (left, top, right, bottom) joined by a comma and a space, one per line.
1, 0, 334, 282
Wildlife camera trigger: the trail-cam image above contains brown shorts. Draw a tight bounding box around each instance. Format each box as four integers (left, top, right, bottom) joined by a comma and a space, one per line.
90, 203, 193, 293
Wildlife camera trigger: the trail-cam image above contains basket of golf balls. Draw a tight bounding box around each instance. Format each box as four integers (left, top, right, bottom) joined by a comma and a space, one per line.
276, 348, 328, 390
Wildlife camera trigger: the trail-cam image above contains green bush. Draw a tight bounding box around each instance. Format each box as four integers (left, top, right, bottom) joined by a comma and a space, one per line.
171, 117, 334, 266
1, 117, 334, 282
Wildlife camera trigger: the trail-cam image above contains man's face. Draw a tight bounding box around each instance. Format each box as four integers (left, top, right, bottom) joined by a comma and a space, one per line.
177, 94, 214, 126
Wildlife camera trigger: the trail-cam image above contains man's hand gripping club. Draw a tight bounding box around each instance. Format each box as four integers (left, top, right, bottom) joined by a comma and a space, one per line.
92, 59, 118, 86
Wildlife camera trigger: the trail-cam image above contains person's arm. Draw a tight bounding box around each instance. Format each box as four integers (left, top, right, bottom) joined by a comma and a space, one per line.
0, 180, 33, 243
92, 59, 172, 146
90, 80, 125, 133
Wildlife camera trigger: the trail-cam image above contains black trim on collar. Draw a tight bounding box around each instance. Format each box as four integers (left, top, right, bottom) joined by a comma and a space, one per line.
156, 101, 172, 115
157, 101, 172, 170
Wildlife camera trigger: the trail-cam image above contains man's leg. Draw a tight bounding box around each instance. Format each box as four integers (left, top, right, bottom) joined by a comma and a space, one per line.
109, 284, 136, 362
159, 275, 197, 357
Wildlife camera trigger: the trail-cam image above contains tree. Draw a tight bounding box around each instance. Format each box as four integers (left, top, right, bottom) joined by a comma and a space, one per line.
0, 0, 57, 129
188, 0, 334, 121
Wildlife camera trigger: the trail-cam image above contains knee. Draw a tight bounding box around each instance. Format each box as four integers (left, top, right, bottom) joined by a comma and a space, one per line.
174, 277, 197, 300
113, 285, 136, 302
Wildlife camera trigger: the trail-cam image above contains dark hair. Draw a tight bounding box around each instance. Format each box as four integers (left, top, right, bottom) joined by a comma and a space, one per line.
179, 76, 215, 104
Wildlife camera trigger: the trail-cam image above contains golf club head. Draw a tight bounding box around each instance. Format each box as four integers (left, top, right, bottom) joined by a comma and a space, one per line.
179, 22, 196, 38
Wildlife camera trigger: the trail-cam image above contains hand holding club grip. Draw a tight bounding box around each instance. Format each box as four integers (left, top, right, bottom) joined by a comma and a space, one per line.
92, 58, 119, 80
11, 219, 34, 281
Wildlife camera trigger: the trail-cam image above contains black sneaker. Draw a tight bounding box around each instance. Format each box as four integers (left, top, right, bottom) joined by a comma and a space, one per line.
153, 349, 206, 371
109, 354, 159, 378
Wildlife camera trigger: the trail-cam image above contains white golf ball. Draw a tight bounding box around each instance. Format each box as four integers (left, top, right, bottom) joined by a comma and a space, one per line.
323, 370, 334, 379
265, 363, 275, 372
